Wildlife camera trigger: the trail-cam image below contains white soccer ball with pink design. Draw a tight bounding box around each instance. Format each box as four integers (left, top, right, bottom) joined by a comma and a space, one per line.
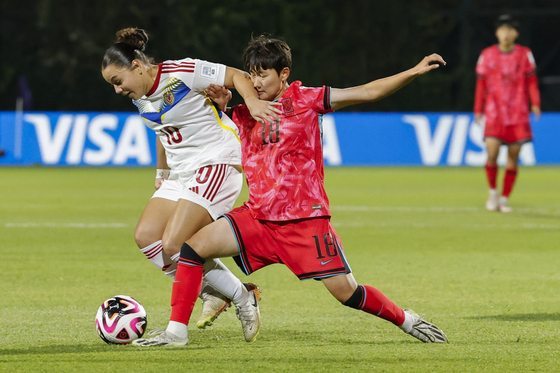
95, 295, 147, 344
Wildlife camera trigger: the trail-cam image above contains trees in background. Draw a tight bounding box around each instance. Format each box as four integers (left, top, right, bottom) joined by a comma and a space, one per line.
1, 0, 559, 112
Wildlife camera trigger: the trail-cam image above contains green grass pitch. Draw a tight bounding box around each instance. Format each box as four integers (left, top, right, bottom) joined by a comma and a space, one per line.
1, 166, 559, 372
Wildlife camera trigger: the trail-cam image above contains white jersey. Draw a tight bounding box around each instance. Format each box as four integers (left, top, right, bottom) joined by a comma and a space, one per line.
133, 58, 241, 183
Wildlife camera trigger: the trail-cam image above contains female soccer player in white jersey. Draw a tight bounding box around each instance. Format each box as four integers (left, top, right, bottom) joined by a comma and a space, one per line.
101, 28, 281, 342
133, 35, 448, 347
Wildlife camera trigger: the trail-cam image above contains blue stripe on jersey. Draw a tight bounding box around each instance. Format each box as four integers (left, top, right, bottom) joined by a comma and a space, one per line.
139, 80, 191, 124
319, 113, 324, 144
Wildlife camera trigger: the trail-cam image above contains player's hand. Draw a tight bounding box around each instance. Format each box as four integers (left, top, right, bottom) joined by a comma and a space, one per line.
245, 96, 282, 124
531, 105, 541, 120
206, 84, 232, 111
475, 113, 484, 126
413, 53, 447, 76
155, 178, 163, 190
155, 169, 170, 190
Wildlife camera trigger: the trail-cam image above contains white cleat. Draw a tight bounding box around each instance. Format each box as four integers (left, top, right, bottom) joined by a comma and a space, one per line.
197, 286, 232, 329
498, 196, 513, 213
403, 309, 448, 343
235, 284, 262, 342
132, 329, 189, 347
486, 189, 499, 211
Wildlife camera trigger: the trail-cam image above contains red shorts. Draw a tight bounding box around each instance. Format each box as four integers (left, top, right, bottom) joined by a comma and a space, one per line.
222, 206, 352, 280
484, 121, 533, 144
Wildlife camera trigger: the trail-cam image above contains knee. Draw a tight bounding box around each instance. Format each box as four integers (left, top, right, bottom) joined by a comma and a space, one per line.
134, 223, 158, 249
161, 234, 182, 257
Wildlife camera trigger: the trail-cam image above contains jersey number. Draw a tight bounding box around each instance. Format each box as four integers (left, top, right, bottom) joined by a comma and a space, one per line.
313, 233, 338, 259
261, 120, 281, 145
162, 126, 183, 145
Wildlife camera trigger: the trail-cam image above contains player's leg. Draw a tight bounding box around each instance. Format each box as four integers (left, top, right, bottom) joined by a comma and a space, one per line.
322, 274, 448, 343
135, 193, 178, 278
134, 182, 233, 328
499, 143, 522, 213
161, 166, 257, 328
484, 137, 502, 211
190, 215, 262, 342
133, 218, 242, 346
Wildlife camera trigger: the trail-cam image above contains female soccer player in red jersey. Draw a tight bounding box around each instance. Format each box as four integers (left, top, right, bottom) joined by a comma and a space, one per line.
474, 15, 541, 213
133, 35, 448, 346
101, 28, 282, 341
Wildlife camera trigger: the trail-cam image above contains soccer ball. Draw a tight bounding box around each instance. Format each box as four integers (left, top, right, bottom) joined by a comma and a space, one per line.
95, 295, 147, 344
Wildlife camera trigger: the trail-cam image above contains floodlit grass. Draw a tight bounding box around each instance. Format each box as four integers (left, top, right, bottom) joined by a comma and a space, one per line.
1, 166, 559, 372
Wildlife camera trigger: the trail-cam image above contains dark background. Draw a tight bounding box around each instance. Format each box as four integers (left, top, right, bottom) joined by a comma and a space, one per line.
2, 0, 559, 112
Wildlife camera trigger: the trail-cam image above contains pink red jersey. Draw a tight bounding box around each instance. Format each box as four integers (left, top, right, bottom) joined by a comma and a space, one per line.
230, 81, 333, 221
474, 44, 540, 126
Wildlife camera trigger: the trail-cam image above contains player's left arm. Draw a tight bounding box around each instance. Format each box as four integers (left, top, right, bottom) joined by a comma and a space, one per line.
527, 74, 541, 120
223, 67, 281, 122
330, 54, 446, 111
525, 50, 541, 120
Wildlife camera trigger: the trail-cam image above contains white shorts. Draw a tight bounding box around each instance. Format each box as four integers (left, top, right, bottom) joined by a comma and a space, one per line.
152, 164, 243, 220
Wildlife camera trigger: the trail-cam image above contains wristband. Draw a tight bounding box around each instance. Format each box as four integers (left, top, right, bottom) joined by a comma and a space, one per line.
156, 169, 170, 179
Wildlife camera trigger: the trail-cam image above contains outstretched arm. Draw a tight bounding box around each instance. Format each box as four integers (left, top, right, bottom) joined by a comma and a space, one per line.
330, 54, 446, 111
224, 67, 281, 122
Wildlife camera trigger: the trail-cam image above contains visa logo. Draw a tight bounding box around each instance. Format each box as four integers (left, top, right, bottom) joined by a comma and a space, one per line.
402, 114, 535, 166
24, 114, 152, 165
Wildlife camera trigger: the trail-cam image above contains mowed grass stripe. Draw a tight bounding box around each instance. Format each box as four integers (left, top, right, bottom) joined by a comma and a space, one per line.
1, 166, 559, 373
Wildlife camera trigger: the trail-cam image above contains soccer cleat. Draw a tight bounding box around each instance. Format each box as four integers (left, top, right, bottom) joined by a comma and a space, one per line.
197, 286, 232, 329
486, 189, 499, 211
403, 309, 448, 343
132, 329, 189, 347
498, 196, 512, 213
235, 284, 262, 342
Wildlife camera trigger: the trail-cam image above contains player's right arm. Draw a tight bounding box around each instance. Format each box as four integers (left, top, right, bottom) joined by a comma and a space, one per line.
155, 139, 170, 190
474, 51, 488, 124
206, 84, 233, 115
223, 67, 282, 123
474, 77, 486, 124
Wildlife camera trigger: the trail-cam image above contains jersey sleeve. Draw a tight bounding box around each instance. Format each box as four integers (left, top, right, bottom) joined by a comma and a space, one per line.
475, 52, 487, 78
524, 49, 537, 75
304, 85, 333, 114
189, 59, 227, 92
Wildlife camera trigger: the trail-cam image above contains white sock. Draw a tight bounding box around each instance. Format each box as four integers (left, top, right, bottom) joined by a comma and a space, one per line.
164, 252, 181, 279
399, 311, 414, 333
140, 240, 176, 279
166, 321, 188, 339
202, 259, 249, 305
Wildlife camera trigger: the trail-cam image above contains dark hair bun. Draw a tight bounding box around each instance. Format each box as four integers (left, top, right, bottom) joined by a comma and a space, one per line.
115, 28, 149, 51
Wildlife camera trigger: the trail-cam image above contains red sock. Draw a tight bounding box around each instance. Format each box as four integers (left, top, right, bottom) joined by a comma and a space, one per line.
485, 162, 498, 189
170, 261, 203, 325
502, 168, 518, 197
347, 285, 405, 326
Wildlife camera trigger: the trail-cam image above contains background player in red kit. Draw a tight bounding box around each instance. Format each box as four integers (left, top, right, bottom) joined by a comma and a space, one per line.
474, 15, 541, 213
133, 35, 449, 346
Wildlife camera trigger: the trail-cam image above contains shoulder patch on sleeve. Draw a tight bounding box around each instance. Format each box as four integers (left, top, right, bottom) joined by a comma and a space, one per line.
200, 63, 218, 79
